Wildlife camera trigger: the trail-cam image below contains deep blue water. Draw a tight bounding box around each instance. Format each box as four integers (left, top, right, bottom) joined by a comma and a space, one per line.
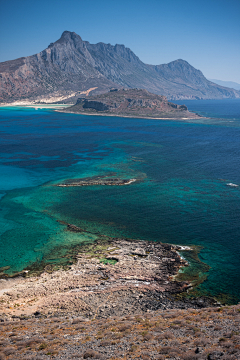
0, 99, 240, 304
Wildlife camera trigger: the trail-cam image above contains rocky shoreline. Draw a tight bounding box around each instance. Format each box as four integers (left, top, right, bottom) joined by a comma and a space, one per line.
0, 236, 218, 322
1, 236, 240, 360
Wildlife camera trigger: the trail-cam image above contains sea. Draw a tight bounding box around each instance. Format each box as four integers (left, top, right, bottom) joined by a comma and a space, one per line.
0, 99, 240, 304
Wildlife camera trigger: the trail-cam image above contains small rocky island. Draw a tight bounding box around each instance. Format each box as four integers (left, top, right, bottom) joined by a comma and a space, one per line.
56, 176, 136, 187
61, 88, 202, 119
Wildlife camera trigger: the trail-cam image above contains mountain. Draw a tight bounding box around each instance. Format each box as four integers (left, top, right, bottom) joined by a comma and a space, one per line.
208, 79, 240, 91
63, 88, 201, 120
0, 31, 239, 103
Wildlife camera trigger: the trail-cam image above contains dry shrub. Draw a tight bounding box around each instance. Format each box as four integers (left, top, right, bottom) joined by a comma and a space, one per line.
11, 336, 24, 342
220, 341, 234, 348
83, 349, 101, 358
141, 354, 151, 360
46, 348, 59, 355
207, 350, 224, 359
118, 324, 131, 332
194, 331, 202, 337
194, 316, 201, 321
169, 350, 183, 357
153, 326, 163, 332
232, 335, 240, 342
0, 341, 8, 347
164, 313, 176, 319
155, 334, 165, 341
159, 346, 173, 354
72, 318, 85, 324
143, 333, 153, 341
170, 324, 179, 329
3, 348, 16, 356
169, 340, 181, 347
38, 342, 48, 350
75, 326, 86, 331
129, 344, 138, 352
226, 310, 237, 316
163, 331, 174, 339
50, 317, 61, 322
182, 351, 201, 360
99, 340, 112, 347
0, 353, 5, 360
194, 337, 209, 347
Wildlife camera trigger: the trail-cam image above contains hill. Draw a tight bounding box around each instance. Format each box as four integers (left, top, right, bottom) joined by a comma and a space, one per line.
62, 88, 202, 119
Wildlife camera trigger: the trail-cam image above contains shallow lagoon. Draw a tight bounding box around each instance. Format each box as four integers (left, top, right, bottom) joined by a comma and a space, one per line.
0, 99, 240, 303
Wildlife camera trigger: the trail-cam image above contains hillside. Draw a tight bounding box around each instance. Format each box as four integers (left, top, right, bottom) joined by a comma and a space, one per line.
0, 236, 239, 359
0, 31, 239, 103
62, 88, 202, 119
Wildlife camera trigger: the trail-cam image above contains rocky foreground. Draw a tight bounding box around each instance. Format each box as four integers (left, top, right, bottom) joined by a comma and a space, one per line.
0, 237, 239, 359
61, 89, 202, 120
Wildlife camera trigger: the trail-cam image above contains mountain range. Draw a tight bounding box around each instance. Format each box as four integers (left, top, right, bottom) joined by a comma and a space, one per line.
208, 79, 240, 91
0, 31, 239, 103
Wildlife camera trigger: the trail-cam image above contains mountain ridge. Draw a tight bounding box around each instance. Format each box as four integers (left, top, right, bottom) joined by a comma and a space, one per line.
0, 31, 239, 103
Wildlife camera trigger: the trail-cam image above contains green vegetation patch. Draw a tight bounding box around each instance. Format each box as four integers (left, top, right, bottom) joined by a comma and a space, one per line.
99, 258, 118, 265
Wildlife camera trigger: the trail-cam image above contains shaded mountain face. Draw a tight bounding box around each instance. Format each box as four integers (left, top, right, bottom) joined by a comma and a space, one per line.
0, 31, 239, 103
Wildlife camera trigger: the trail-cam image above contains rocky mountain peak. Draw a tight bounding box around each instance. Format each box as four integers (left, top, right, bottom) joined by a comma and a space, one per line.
54, 31, 83, 47
0, 31, 239, 103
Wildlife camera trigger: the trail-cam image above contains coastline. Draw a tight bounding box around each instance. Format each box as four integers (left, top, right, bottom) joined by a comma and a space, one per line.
0, 102, 207, 121
0, 103, 73, 109
0, 234, 218, 321
56, 108, 205, 121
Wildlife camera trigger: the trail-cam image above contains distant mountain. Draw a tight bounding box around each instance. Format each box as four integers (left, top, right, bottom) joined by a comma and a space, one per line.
0, 31, 239, 103
208, 79, 240, 91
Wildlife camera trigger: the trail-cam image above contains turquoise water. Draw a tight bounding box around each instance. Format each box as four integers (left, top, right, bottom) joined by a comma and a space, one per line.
0, 100, 240, 303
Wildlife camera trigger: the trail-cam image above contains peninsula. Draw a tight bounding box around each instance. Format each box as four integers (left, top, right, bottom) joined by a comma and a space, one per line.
61, 88, 202, 120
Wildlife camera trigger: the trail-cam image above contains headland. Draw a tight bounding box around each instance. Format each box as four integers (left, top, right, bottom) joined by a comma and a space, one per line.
60, 88, 204, 120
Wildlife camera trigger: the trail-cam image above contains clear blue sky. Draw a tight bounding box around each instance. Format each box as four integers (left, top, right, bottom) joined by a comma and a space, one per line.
0, 0, 240, 82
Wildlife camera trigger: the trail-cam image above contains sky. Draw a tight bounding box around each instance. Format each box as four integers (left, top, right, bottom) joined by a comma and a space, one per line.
0, 0, 240, 82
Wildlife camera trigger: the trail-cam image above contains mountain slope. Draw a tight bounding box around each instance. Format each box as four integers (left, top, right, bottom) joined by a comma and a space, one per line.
0, 31, 239, 103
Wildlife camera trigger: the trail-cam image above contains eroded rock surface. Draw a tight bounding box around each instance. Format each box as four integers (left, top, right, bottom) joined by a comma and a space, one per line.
0, 238, 217, 320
